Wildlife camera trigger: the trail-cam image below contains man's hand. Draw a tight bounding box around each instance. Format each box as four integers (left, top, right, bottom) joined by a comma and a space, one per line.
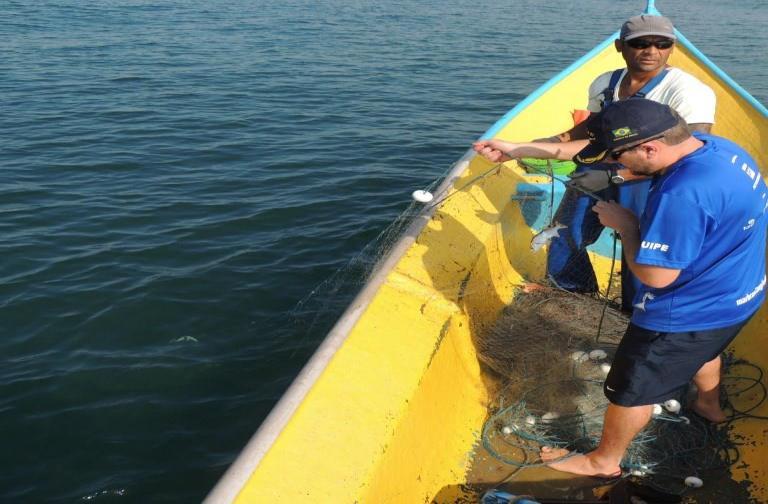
592, 200, 638, 235
593, 201, 680, 288
472, 139, 518, 163
567, 169, 612, 192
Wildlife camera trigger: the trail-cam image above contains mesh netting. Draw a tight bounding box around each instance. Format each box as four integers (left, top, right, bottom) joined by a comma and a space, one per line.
475, 286, 626, 380
476, 285, 767, 496
477, 288, 632, 466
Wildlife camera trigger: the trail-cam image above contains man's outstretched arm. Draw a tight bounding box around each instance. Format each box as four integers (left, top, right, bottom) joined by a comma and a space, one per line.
472, 138, 589, 163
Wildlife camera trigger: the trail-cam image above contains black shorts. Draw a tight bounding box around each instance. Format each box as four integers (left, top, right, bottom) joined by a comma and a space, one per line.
604, 316, 754, 407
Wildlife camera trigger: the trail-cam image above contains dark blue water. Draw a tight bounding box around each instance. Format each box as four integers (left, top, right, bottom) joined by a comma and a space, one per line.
2, 0, 766, 501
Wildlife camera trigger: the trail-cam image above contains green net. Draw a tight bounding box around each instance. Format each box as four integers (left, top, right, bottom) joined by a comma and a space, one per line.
518, 158, 578, 176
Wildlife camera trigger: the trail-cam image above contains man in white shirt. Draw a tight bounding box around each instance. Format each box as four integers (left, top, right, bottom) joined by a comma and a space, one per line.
473, 15, 716, 308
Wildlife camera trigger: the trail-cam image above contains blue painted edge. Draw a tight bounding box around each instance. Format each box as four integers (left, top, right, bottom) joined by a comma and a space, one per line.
644, 0, 660, 15
478, 31, 620, 140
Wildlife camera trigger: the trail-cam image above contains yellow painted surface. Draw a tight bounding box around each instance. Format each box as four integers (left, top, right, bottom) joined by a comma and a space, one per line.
233, 41, 768, 503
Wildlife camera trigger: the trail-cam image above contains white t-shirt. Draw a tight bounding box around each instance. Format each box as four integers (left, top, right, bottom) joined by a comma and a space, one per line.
587, 67, 716, 124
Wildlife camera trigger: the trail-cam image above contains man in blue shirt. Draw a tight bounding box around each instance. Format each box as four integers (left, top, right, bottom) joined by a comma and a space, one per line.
473, 15, 716, 309
540, 99, 766, 478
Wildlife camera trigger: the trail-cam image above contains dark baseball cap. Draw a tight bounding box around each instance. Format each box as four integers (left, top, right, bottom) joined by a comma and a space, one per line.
620, 15, 676, 41
573, 99, 680, 165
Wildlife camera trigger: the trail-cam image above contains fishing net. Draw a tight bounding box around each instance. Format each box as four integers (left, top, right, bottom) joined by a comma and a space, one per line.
475, 285, 767, 498
283, 162, 456, 355
477, 288, 631, 465
286, 154, 505, 348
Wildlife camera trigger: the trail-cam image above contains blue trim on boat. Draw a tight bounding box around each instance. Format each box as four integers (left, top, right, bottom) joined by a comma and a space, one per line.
479, 31, 620, 140
644, 0, 660, 15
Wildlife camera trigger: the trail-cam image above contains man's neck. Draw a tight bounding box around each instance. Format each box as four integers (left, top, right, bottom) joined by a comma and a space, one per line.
658, 137, 706, 175
621, 67, 667, 97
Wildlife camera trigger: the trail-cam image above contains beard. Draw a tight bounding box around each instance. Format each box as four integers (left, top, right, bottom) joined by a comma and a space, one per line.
622, 158, 656, 176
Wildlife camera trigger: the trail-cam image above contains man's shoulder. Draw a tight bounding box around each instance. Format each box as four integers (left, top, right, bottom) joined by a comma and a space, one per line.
590, 69, 620, 87
590, 67, 714, 96
660, 67, 713, 92
694, 133, 751, 161
651, 67, 716, 123
665, 137, 751, 196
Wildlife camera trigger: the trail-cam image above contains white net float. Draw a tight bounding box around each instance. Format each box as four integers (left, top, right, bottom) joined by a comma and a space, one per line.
411, 190, 434, 203
684, 476, 703, 488
589, 349, 608, 360
541, 412, 560, 424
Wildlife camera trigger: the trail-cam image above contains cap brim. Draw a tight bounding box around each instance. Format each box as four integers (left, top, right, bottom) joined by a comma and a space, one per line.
573, 142, 609, 165
623, 31, 677, 41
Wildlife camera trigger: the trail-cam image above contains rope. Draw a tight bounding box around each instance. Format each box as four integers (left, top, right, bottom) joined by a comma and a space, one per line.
596, 232, 620, 344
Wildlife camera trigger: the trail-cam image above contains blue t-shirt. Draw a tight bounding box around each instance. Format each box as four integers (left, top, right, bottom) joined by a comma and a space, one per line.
631, 134, 767, 332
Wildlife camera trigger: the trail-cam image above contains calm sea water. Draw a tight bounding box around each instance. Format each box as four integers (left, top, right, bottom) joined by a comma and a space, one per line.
2, 0, 766, 501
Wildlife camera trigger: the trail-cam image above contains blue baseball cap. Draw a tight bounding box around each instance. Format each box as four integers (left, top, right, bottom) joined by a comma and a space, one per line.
573, 99, 680, 165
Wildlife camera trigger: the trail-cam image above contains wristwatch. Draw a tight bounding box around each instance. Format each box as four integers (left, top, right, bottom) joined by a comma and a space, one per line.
610, 168, 625, 185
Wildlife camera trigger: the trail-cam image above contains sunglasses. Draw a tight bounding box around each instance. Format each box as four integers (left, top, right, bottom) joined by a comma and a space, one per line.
625, 38, 675, 50
610, 135, 665, 160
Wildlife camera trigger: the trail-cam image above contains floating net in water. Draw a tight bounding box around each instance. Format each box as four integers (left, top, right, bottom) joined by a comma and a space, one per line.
285, 155, 505, 354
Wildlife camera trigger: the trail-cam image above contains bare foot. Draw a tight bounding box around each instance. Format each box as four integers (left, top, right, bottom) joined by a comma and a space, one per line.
522, 282, 550, 293
691, 399, 728, 423
540, 446, 621, 478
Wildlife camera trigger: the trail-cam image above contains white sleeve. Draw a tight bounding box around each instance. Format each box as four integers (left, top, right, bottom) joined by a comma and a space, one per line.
587, 72, 613, 113
666, 76, 717, 125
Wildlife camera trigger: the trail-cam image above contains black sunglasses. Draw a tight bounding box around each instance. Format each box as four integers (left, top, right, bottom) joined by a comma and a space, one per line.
625, 38, 674, 50
610, 135, 665, 160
